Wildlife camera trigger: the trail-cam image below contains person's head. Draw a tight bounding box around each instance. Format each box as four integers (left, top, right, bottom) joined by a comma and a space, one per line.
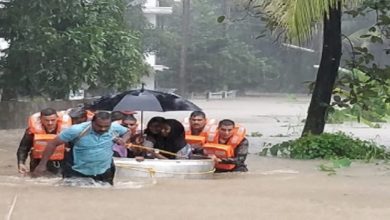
145, 116, 165, 135
121, 115, 137, 131
218, 119, 235, 140
161, 119, 187, 152
161, 119, 185, 138
161, 122, 171, 137
189, 111, 207, 130
92, 112, 112, 134
68, 107, 88, 125
40, 108, 58, 133
111, 111, 124, 122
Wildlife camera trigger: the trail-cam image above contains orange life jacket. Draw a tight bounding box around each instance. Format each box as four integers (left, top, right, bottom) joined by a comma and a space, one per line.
31, 134, 65, 160
183, 117, 217, 144
204, 126, 246, 170
28, 111, 71, 134
185, 135, 206, 146
28, 111, 70, 160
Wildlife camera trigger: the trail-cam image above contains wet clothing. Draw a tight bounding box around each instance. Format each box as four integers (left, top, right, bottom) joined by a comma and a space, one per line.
112, 144, 128, 158
63, 161, 115, 185
216, 138, 249, 172
17, 129, 62, 174
59, 121, 127, 177
159, 119, 188, 159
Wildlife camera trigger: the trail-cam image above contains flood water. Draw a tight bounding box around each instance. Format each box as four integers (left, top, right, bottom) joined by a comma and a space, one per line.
1, 96, 390, 220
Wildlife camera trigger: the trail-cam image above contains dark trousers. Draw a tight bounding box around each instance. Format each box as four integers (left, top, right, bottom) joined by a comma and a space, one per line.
62, 163, 116, 185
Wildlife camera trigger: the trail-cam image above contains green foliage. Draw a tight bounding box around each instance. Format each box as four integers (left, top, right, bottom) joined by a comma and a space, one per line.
156, 0, 282, 93
330, 1, 390, 125
267, 132, 390, 161
0, 0, 148, 100
319, 158, 352, 175
259, 0, 362, 44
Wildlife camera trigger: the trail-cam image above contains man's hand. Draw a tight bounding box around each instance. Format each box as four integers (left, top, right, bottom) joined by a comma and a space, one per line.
114, 138, 126, 146
18, 163, 29, 175
191, 144, 203, 149
209, 155, 222, 164
134, 135, 144, 145
31, 164, 47, 178
135, 156, 145, 162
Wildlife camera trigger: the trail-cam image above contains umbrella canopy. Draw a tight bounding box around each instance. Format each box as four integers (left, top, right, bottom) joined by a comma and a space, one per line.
88, 89, 202, 112
87, 89, 201, 133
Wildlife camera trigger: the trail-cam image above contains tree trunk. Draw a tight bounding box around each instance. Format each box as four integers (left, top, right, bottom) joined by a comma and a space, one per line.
301, 1, 342, 136
179, 0, 190, 97
221, 0, 230, 36
219, 0, 230, 90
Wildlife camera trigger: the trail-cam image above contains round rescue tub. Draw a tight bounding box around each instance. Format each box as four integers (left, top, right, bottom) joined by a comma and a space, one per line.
114, 158, 215, 179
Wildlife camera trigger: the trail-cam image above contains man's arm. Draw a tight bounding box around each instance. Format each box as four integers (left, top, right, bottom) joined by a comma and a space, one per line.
112, 123, 132, 145
16, 129, 33, 174
220, 138, 249, 165
31, 136, 66, 177
121, 131, 132, 143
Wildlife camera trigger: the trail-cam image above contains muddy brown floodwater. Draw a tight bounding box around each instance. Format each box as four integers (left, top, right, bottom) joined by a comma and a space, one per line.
1, 95, 390, 220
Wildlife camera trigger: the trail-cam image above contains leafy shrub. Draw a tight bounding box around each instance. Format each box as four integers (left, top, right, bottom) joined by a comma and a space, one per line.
267, 132, 390, 161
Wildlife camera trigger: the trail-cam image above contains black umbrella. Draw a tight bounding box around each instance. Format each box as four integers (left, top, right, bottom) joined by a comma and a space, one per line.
87, 87, 202, 132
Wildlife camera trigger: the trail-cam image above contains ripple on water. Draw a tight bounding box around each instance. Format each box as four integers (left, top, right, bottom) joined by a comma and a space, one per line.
0, 175, 157, 189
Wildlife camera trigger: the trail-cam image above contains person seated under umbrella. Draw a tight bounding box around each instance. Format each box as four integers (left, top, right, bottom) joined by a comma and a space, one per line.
113, 116, 165, 159
154, 119, 216, 160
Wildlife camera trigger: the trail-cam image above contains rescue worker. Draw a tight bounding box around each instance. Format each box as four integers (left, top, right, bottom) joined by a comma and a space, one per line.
204, 119, 248, 172
68, 107, 89, 125
186, 111, 216, 137
184, 111, 217, 152
32, 112, 131, 185
16, 108, 71, 175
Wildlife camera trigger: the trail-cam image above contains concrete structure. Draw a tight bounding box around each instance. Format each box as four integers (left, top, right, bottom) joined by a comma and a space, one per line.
140, 0, 172, 89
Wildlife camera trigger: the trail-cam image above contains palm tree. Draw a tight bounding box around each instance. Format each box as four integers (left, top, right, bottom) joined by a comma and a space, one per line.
261, 0, 361, 135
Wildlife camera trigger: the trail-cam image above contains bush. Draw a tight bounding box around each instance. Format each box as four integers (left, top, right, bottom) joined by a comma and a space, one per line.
267, 132, 390, 161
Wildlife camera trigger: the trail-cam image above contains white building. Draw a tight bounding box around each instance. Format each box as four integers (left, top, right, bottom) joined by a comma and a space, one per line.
140, 0, 172, 89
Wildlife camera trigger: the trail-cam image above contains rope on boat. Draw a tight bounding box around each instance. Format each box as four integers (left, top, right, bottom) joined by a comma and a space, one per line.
125, 144, 179, 157
116, 164, 216, 176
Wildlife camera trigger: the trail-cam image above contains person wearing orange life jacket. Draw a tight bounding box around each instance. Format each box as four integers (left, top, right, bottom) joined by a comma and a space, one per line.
184, 111, 217, 153
66, 106, 94, 124
204, 119, 248, 172
16, 108, 72, 175
185, 111, 217, 136
67, 107, 90, 125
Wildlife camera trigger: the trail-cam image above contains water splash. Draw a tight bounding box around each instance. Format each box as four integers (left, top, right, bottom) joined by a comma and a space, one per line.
0, 175, 156, 189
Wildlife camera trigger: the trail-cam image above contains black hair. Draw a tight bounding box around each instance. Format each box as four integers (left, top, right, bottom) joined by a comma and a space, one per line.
218, 119, 235, 127
68, 107, 87, 119
144, 116, 165, 136
190, 110, 206, 118
161, 119, 187, 155
40, 108, 57, 117
92, 111, 111, 121
111, 111, 124, 121
123, 114, 137, 122
146, 116, 165, 128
